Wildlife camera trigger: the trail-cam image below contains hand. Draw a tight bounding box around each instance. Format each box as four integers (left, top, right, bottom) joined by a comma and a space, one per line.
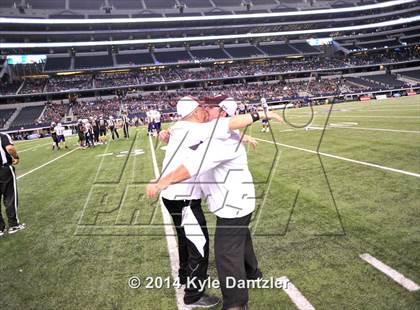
12, 158, 19, 165
242, 135, 258, 150
146, 182, 160, 199
158, 130, 170, 144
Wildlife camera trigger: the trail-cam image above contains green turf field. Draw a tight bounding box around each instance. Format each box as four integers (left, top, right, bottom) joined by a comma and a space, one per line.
1, 96, 419, 309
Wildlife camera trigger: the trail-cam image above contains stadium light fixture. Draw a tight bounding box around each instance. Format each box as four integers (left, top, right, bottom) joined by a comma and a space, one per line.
0, 0, 416, 24
0, 16, 418, 49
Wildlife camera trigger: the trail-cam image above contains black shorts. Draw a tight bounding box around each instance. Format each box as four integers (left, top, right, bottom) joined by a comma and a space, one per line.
78, 132, 85, 141
99, 128, 107, 136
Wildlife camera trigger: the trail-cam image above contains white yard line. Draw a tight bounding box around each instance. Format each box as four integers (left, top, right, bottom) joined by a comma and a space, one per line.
280, 276, 315, 310
148, 135, 188, 310
316, 126, 420, 134
17, 148, 79, 180
255, 138, 420, 178
284, 115, 420, 119
360, 254, 420, 292
352, 109, 420, 112
19, 142, 51, 153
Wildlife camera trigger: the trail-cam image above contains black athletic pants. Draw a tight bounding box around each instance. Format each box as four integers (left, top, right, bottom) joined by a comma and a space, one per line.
93, 129, 99, 143
162, 197, 209, 304
123, 123, 129, 138
0, 165, 19, 231
215, 213, 262, 309
110, 126, 119, 140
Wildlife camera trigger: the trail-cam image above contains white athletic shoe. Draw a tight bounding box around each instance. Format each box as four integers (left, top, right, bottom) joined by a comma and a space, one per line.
0, 229, 5, 237
8, 223, 26, 235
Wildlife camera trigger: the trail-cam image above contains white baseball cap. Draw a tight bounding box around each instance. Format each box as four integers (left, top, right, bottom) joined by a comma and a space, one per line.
205, 95, 238, 117
218, 97, 238, 117
176, 96, 200, 118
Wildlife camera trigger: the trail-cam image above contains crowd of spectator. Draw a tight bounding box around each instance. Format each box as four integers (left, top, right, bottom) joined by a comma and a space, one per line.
1, 48, 418, 95
39, 100, 69, 123
94, 72, 138, 88
0, 79, 22, 96
45, 75, 93, 92
49, 78, 369, 121
20, 78, 46, 94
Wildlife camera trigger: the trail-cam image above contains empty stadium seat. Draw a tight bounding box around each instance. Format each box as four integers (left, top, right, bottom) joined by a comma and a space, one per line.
116, 53, 155, 65
10, 106, 45, 129
154, 50, 192, 64
366, 74, 407, 88
0, 109, 16, 128
45, 57, 71, 71
291, 43, 321, 54
401, 70, 420, 81
224, 46, 265, 58
75, 55, 113, 69
190, 48, 229, 60
259, 43, 299, 56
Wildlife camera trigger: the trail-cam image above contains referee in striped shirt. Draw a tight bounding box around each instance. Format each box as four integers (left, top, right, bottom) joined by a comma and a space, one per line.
0, 132, 25, 237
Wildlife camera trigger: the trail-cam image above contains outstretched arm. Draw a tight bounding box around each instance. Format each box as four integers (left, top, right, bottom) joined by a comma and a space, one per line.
228, 111, 283, 131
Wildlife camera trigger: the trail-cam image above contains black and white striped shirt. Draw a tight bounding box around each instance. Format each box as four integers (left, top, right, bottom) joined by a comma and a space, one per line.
0, 133, 14, 165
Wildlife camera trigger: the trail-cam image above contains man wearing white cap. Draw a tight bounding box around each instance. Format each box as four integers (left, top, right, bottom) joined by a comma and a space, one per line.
149, 95, 283, 310
159, 95, 220, 308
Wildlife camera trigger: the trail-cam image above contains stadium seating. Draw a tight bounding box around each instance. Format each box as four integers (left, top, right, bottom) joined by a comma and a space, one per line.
182, 0, 213, 8
75, 55, 114, 69
224, 46, 265, 58
0, 80, 22, 96
190, 47, 229, 60
258, 43, 300, 56
110, 0, 143, 10
45, 57, 72, 71
401, 70, 420, 81
365, 74, 408, 88
10, 106, 45, 129
358, 40, 400, 49
116, 53, 155, 66
345, 77, 382, 90
0, 108, 16, 128
144, 0, 176, 9
154, 50, 192, 64
20, 79, 47, 94
291, 43, 321, 54
46, 75, 93, 92
0, 0, 14, 8
69, 0, 103, 10
30, 0, 65, 9
212, 0, 242, 6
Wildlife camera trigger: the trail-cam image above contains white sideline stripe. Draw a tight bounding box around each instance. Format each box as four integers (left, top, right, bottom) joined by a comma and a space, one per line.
360, 253, 420, 292
19, 142, 51, 153
324, 126, 420, 134
286, 115, 420, 119
280, 277, 315, 310
148, 135, 187, 310
17, 148, 79, 180
256, 138, 420, 178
